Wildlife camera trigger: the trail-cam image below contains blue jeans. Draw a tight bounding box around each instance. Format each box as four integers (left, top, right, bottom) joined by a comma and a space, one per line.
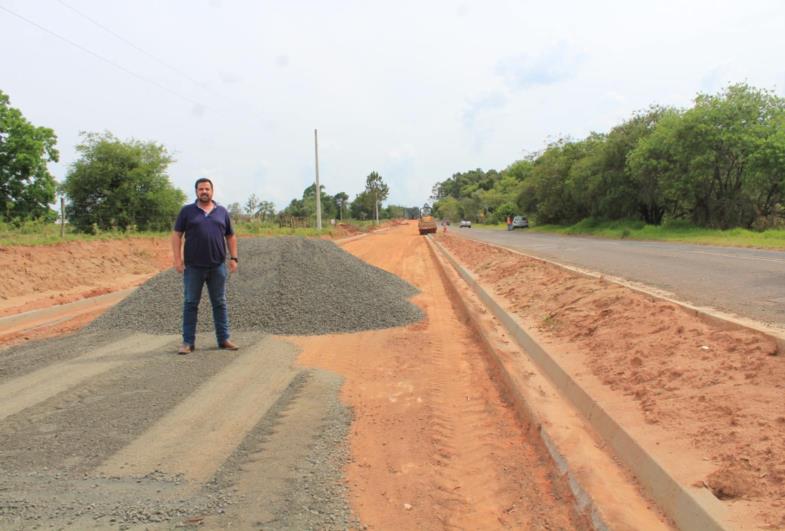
182, 263, 230, 346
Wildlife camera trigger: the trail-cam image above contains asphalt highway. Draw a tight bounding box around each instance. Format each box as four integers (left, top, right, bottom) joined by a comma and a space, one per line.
453, 228, 785, 328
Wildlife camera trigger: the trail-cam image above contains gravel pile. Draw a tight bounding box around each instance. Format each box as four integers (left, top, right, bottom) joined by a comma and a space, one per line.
89, 237, 422, 336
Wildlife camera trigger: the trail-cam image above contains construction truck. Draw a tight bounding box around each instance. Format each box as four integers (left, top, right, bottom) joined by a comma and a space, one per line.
418, 203, 438, 235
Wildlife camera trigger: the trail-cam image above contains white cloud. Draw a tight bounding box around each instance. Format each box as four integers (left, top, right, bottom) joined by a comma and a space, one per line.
496, 42, 583, 90
2, 0, 784, 210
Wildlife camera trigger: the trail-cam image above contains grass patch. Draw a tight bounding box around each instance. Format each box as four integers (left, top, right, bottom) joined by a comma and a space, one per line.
0, 220, 169, 246
0, 219, 377, 247
529, 219, 785, 249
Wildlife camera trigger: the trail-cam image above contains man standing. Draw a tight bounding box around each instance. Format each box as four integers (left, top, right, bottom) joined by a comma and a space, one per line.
171, 178, 239, 354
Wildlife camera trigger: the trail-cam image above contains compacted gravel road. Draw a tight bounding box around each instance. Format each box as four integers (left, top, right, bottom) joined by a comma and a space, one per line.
0, 226, 591, 530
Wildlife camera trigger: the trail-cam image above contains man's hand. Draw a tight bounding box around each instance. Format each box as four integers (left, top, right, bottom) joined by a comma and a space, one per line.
228, 260, 238, 273
171, 231, 185, 274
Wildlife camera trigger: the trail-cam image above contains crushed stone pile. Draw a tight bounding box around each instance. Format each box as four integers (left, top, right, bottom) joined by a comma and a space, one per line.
89, 237, 423, 336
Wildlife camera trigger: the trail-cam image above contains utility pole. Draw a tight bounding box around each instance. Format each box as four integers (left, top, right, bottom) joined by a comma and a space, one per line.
60, 196, 65, 238
314, 129, 322, 230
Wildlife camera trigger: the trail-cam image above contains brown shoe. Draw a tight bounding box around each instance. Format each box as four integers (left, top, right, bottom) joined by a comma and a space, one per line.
177, 343, 194, 355
219, 339, 239, 351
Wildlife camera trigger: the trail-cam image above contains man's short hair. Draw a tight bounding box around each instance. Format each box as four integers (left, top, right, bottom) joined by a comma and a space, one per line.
195, 178, 213, 190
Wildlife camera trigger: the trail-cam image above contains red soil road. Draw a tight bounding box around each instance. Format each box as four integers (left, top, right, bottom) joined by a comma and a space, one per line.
293, 223, 589, 530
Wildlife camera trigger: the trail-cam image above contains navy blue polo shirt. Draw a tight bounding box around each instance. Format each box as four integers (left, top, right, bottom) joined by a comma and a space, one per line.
174, 201, 234, 267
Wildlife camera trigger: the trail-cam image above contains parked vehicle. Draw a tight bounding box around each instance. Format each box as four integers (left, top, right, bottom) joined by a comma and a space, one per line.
459, 220, 472, 228
512, 215, 529, 229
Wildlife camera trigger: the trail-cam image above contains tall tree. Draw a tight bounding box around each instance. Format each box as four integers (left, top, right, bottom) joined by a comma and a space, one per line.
678, 83, 785, 228
350, 190, 374, 220
364, 171, 389, 224
244, 193, 259, 217
256, 200, 276, 221
627, 110, 686, 224
334, 191, 349, 221
303, 183, 336, 220
62, 132, 184, 232
0, 90, 59, 221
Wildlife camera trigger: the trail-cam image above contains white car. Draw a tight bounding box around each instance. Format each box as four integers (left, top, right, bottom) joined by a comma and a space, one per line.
512, 216, 529, 229
459, 220, 472, 228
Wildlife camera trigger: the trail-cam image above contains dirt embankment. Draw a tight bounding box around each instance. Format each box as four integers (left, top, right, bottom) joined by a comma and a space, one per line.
0, 238, 172, 316
438, 232, 785, 529
0, 238, 172, 347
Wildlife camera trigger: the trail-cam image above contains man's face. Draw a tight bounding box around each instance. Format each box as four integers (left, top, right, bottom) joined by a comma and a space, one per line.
196, 182, 213, 203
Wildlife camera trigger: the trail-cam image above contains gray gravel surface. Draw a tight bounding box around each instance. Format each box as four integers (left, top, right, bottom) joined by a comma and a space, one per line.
205, 369, 358, 530
0, 330, 133, 382
0, 332, 259, 475
0, 332, 358, 529
89, 237, 422, 337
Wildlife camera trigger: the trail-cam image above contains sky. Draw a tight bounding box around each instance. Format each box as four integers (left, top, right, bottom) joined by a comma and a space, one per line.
2, 0, 785, 211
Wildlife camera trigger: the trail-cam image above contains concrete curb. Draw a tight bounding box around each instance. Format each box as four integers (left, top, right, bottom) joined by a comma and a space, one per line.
427, 236, 730, 531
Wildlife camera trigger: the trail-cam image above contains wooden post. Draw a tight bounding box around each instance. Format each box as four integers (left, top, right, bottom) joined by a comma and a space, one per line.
60, 196, 65, 238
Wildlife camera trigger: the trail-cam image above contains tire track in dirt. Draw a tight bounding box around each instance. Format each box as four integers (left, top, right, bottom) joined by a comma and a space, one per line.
414, 234, 577, 529
294, 224, 587, 530
404, 238, 510, 526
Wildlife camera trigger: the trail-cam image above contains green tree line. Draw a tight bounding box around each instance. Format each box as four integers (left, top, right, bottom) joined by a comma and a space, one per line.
279, 169, 412, 224
433, 83, 785, 229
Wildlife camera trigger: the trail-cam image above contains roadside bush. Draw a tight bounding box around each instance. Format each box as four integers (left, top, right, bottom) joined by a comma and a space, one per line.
62, 132, 185, 233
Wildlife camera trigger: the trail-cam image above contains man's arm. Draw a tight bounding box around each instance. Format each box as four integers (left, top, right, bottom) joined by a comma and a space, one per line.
171, 231, 185, 273
226, 234, 238, 272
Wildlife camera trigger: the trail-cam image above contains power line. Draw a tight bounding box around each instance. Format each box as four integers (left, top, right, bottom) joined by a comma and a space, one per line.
0, 3, 203, 107
55, 0, 211, 93
47, 1, 272, 125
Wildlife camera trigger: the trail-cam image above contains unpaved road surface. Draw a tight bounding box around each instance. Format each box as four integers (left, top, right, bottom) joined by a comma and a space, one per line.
456, 228, 785, 328
0, 225, 589, 529
0, 330, 357, 529
295, 227, 589, 530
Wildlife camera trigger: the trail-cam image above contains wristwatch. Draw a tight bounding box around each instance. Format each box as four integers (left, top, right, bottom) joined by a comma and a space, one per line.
230, 256, 239, 263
